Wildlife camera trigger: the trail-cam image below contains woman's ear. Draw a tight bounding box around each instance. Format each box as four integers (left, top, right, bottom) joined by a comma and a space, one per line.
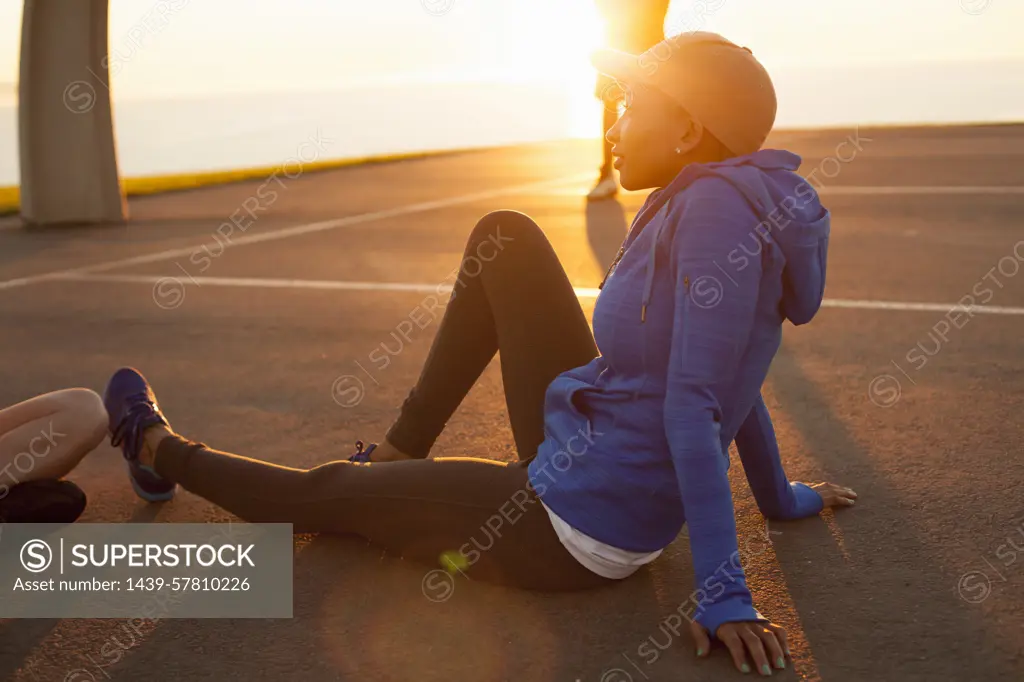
673, 115, 704, 157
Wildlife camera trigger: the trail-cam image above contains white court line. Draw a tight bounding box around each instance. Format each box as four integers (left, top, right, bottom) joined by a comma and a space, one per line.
0, 173, 592, 290
818, 186, 1024, 195
819, 298, 1024, 315
2, 180, 1020, 292
2, 183, 1021, 237
52, 272, 1024, 316
428, 185, 1024, 198
1, 183, 1019, 243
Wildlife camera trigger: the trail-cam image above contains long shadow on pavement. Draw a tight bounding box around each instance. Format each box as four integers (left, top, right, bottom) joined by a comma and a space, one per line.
765, 343, 1012, 681
585, 198, 629, 273
0, 618, 61, 680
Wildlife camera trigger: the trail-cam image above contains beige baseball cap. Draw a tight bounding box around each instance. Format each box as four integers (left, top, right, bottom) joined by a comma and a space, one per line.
592, 31, 777, 157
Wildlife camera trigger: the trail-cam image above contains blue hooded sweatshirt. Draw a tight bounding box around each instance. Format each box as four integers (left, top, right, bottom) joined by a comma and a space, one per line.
527, 149, 830, 635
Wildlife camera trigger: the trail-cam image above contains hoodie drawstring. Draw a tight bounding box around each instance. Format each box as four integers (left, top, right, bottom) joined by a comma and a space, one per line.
637, 166, 775, 324
640, 204, 670, 323
611, 152, 799, 325
641, 216, 663, 322
629, 149, 824, 328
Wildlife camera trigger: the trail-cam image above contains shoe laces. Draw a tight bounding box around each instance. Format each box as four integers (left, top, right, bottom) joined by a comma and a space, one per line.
111, 392, 165, 457
350, 440, 377, 463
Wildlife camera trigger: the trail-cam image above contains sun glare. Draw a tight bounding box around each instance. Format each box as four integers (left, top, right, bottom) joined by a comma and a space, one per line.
484, 0, 606, 139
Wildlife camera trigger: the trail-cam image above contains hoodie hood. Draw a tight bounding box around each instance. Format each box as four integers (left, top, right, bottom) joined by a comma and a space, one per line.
626, 149, 830, 326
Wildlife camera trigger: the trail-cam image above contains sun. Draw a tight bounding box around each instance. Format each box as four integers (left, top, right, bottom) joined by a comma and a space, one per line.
485, 0, 606, 139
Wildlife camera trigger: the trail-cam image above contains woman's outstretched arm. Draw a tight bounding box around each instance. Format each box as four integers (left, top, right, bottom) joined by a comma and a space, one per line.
734, 396, 823, 519
661, 182, 786, 675
735, 396, 857, 518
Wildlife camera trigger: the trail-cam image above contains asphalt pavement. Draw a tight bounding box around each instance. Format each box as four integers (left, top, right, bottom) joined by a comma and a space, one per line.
0, 123, 1022, 681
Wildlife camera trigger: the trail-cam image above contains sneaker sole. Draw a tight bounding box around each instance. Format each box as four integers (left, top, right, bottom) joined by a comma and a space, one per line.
128, 465, 176, 503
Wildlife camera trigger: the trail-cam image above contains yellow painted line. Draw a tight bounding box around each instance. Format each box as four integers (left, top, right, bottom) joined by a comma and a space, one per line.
0, 185, 17, 212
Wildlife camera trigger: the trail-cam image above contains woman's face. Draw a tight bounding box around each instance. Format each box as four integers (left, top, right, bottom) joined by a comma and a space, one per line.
606, 83, 703, 191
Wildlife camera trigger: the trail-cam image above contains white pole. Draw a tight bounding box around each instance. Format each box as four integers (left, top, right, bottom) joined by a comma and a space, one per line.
18, 0, 125, 226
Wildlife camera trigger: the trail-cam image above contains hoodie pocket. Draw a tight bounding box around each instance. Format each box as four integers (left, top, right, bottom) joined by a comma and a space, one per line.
563, 376, 597, 418
542, 374, 596, 443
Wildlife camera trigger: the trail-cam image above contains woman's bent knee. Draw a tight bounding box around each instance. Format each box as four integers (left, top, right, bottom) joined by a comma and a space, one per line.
0, 389, 107, 481
470, 210, 542, 249
54, 388, 107, 453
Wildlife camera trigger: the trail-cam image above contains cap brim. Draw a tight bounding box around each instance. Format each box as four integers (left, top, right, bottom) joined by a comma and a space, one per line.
590, 48, 643, 84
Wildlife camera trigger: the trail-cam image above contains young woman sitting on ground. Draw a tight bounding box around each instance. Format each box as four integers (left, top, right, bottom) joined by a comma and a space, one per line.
100, 32, 856, 677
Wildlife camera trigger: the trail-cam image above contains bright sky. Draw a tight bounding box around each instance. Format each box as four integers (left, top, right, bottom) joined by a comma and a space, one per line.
1, 0, 1021, 100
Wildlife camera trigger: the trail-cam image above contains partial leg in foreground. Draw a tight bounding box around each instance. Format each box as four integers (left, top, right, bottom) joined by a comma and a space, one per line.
0, 389, 106, 522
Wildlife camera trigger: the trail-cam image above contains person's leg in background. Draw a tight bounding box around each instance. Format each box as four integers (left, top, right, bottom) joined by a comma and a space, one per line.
375, 209, 600, 462
0, 388, 107, 522
601, 103, 618, 178
588, 76, 622, 201
589, 0, 672, 201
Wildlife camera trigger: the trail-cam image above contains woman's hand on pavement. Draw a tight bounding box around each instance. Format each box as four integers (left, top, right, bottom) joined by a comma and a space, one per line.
689, 619, 790, 675
809, 481, 857, 508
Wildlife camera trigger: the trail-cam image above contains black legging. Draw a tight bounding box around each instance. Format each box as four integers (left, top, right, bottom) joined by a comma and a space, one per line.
154, 210, 616, 591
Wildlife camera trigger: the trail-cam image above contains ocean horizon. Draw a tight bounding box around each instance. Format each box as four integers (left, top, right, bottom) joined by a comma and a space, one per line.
2, 59, 1022, 186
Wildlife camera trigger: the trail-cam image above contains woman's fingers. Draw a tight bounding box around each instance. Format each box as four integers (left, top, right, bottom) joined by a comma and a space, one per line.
738, 627, 772, 675
689, 620, 711, 657
811, 481, 858, 508
836, 484, 858, 501
702, 620, 791, 674
756, 625, 786, 670
767, 622, 791, 659
717, 627, 751, 674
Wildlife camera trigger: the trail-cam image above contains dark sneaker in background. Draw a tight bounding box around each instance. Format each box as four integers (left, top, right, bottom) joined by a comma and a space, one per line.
0, 479, 87, 524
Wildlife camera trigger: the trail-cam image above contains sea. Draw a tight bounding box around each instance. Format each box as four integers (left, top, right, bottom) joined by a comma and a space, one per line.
1, 59, 1022, 186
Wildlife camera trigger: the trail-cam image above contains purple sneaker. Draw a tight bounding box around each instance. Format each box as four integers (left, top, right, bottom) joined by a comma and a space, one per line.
347, 440, 377, 463
103, 367, 177, 502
